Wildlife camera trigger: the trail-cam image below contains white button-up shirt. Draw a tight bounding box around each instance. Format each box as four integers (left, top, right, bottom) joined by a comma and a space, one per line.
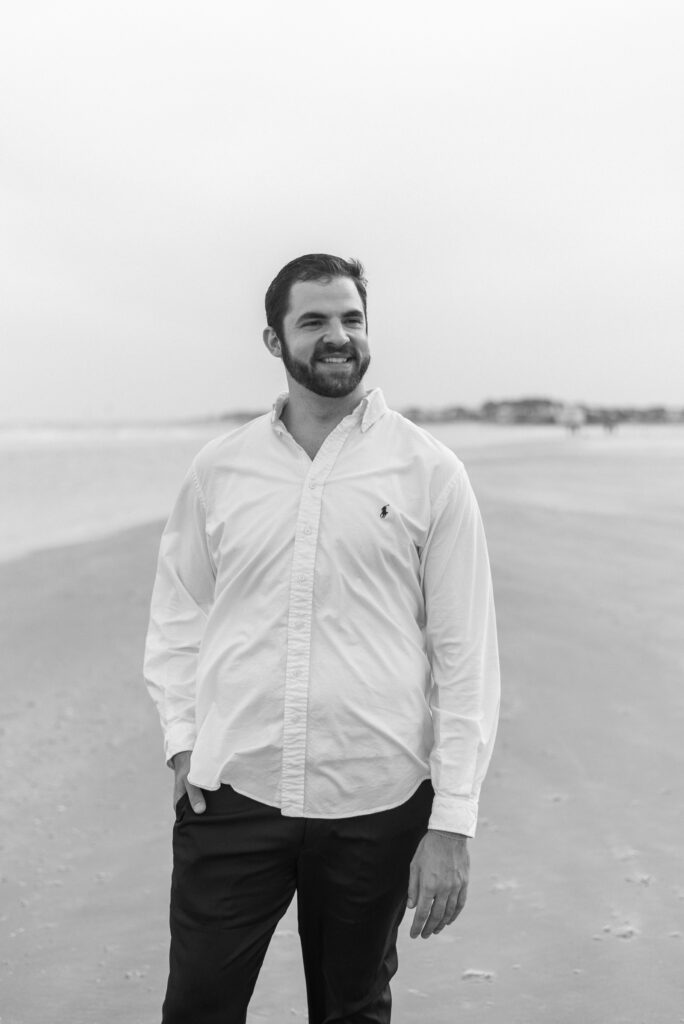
144, 388, 499, 835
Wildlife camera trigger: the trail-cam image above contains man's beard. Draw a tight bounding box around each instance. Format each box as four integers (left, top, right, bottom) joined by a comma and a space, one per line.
279, 338, 371, 398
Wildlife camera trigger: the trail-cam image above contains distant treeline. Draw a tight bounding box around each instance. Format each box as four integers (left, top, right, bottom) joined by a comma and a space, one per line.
213, 397, 683, 429
401, 398, 684, 426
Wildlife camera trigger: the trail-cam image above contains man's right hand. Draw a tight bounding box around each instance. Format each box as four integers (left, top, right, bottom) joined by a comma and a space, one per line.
171, 750, 206, 814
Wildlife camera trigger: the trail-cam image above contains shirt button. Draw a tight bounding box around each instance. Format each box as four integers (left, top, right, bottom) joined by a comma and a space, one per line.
297, 574, 306, 583
308, 479, 317, 489
304, 526, 312, 535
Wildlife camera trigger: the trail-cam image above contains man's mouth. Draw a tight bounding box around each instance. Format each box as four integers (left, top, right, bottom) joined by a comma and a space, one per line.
317, 353, 355, 365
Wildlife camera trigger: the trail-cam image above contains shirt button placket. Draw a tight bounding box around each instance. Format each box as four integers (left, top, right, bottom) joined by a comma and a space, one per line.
280, 423, 355, 817
281, 471, 323, 815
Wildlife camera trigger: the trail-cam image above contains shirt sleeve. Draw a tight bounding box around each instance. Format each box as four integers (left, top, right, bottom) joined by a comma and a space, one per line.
143, 463, 216, 765
421, 465, 500, 837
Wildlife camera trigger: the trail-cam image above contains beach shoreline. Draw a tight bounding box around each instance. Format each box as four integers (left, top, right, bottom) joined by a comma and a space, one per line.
2, 421, 683, 568
1, 436, 683, 1023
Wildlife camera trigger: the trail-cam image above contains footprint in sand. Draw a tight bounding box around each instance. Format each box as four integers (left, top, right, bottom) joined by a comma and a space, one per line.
624, 873, 652, 886
490, 877, 520, 894
462, 969, 495, 982
611, 845, 640, 862
595, 922, 639, 940
613, 924, 639, 939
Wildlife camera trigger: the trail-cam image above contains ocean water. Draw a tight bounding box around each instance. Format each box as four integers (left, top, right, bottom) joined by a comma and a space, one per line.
0, 425, 225, 563
1, 420, 682, 564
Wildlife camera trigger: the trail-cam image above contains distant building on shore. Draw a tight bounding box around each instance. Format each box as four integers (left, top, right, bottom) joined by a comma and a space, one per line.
402, 404, 479, 424
557, 404, 587, 432
480, 398, 563, 425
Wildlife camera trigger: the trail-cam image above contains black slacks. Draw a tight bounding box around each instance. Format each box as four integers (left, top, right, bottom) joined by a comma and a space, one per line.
162, 780, 433, 1024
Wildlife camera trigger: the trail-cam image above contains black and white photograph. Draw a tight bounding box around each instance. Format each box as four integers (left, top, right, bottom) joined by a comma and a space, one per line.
1, 2, 682, 1022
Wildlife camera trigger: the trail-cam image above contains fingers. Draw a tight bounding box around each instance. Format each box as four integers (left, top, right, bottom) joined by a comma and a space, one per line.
433, 887, 462, 933
171, 751, 206, 815
435, 881, 468, 932
407, 862, 418, 909
410, 893, 434, 939
185, 779, 206, 814
433, 893, 458, 934
172, 781, 185, 811
450, 880, 468, 923
411, 884, 468, 938
418, 894, 449, 939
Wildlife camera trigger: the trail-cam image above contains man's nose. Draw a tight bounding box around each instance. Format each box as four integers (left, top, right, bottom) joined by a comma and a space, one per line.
323, 319, 350, 344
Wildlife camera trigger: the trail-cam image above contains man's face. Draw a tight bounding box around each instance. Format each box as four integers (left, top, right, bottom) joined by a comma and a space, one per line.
277, 277, 370, 398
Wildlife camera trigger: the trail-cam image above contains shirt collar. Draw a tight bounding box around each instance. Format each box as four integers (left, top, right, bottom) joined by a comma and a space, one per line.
271, 393, 290, 426
271, 387, 388, 434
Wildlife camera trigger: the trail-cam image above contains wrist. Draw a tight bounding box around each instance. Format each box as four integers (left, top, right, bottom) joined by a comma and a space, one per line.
170, 749, 192, 770
428, 829, 468, 842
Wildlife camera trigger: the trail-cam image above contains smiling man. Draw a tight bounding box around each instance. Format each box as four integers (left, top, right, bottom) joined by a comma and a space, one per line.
144, 253, 500, 1024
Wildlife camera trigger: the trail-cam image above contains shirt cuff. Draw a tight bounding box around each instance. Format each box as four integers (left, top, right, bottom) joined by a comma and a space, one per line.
428, 794, 479, 838
164, 725, 197, 768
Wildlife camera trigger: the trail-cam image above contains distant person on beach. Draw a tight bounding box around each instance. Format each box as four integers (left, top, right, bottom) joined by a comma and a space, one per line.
144, 253, 500, 1023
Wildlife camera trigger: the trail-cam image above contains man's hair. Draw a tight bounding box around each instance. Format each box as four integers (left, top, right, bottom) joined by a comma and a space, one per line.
265, 254, 368, 342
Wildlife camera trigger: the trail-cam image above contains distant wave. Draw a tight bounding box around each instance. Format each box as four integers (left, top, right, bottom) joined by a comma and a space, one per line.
0, 422, 235, 447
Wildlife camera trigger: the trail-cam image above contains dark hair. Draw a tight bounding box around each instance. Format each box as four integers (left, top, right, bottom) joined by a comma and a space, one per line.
265, 254, 368, 342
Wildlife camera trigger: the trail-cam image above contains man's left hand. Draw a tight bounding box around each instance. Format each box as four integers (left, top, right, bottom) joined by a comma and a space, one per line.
407, 830, 470, 938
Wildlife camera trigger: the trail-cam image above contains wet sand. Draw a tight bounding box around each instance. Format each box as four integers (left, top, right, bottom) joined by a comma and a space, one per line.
1, 431, 683, 1023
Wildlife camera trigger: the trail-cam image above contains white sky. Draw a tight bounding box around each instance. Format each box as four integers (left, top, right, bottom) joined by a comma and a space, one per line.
1, 0, 683, 422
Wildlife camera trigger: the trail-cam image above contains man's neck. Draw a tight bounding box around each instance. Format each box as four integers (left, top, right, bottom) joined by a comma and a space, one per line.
281, 381, 367, 459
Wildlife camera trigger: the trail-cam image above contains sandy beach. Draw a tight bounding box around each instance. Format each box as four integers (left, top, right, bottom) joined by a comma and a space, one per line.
1, 429, 683, 1024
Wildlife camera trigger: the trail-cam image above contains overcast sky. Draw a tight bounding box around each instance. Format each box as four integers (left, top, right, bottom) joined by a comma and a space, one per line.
2, 0, 683, 422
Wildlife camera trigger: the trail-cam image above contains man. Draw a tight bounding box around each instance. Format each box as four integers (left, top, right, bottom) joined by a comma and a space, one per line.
144, 254, 500, 1024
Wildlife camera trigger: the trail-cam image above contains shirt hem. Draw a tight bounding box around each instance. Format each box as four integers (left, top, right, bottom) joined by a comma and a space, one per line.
196, 773, 433, 819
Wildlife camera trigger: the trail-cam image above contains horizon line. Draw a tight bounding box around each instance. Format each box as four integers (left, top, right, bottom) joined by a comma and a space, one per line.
1, 396, 683, 432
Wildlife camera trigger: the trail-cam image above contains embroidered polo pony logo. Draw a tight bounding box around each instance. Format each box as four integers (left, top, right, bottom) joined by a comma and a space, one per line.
379, 504, 390, 519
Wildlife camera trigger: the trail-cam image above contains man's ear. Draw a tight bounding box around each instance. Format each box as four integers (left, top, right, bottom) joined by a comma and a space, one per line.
263, 327, 282, 359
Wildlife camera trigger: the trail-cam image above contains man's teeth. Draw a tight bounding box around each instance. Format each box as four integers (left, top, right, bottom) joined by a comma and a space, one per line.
320, 356, 351, 363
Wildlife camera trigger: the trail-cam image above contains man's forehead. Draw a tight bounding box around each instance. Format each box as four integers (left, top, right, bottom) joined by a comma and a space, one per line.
286, 277, 364, 317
